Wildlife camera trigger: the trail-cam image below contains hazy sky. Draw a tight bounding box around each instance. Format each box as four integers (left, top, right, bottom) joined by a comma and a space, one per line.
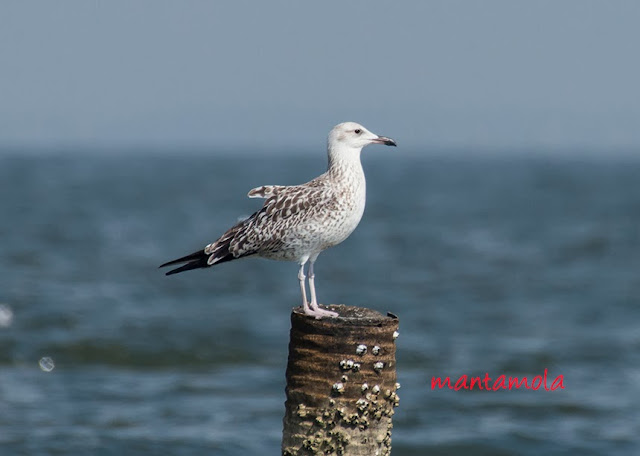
1, 1, 639, 152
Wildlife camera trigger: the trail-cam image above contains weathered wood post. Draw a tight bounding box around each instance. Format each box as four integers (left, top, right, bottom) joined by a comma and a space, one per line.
282, 304, 400, 456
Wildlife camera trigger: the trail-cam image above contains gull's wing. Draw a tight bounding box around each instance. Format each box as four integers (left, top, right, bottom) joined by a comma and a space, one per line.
206, 183, 332, 261
161, 181, 333, 275
247, 185, 287, 199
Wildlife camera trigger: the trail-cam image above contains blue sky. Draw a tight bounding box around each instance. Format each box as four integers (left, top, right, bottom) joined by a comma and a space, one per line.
1, 1, 639, 152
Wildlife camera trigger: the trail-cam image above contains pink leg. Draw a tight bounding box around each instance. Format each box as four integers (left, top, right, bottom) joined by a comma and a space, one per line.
298, 262, 313, 316
308, 260, 338, 319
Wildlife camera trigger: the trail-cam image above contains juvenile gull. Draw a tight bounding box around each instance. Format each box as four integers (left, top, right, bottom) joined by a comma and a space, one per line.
160, 122, 396, 319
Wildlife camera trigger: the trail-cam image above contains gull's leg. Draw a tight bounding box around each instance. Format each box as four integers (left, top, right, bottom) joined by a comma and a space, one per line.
308, 258, 339, 319
298, 261, 313, 316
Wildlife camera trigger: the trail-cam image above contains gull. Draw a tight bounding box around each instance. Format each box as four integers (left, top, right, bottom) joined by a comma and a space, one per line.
160, 122, 396, 319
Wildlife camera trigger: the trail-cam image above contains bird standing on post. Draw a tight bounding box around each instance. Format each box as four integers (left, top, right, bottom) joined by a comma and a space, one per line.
160, 122, 396, 319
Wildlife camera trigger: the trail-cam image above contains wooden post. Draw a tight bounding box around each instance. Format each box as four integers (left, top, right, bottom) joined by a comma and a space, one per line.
282, 305, 400, 456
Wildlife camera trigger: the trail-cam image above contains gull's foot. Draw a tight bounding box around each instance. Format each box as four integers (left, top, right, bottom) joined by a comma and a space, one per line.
305, 304, 339, 320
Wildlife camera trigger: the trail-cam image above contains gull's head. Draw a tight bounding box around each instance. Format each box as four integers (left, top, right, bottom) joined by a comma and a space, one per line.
328, 122, 396, 151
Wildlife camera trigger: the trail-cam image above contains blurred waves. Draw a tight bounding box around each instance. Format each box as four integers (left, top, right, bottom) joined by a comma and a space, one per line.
0, 152, 638, 455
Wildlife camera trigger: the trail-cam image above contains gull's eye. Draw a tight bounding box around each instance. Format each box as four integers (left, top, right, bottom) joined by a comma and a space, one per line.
354, 129, 361, 134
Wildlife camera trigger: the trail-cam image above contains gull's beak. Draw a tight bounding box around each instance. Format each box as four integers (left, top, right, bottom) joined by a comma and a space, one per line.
372, 135, 397, 147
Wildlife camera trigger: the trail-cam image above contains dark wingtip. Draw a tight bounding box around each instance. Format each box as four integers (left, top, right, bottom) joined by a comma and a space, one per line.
159, 249, 206, 270
164, 259, 206, 276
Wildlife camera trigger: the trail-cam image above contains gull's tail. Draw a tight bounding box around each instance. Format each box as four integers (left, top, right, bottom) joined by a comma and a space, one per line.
159, 249, 211, 276
159, 227, 242, 276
